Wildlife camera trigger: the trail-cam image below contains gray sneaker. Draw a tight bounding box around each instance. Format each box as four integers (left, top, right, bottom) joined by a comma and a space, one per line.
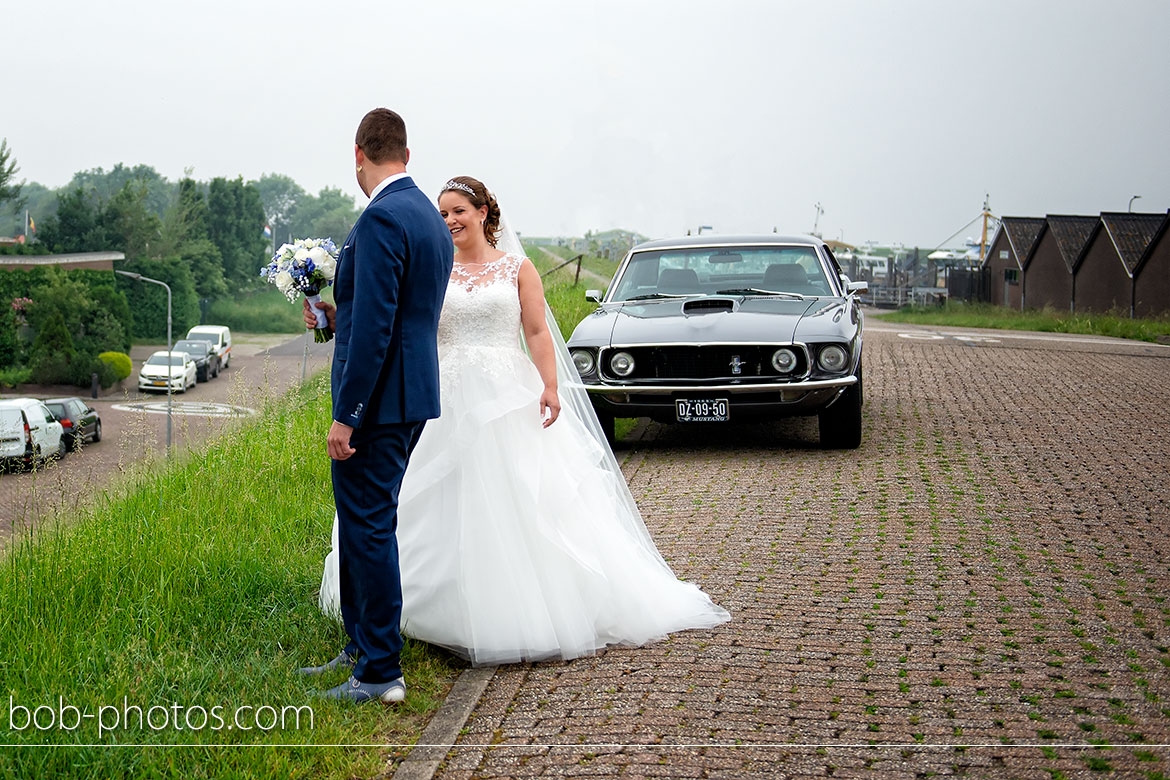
321, 675, 406, 704
296, 650, 356, 676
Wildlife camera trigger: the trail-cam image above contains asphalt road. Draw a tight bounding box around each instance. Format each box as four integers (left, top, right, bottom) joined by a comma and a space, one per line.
0, 331, 334, 547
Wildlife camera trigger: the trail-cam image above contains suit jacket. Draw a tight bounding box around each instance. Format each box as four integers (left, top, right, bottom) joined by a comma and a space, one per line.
331, 176, 454, 427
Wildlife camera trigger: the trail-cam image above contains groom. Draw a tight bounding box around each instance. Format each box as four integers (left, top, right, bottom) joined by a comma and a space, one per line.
300, 108, 454, 703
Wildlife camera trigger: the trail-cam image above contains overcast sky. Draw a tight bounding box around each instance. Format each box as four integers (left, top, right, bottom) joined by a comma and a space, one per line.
5, 0, 1168, 247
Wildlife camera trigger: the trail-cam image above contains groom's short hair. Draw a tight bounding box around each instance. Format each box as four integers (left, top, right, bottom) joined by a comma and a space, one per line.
356, 109, 408, 164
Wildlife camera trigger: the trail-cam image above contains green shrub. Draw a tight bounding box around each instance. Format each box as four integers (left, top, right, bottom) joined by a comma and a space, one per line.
0, 366, 31, 388
29, 309, 78, 385
0, 306, 19, 367
69, 355, 118, 388
98, 351, 133, 380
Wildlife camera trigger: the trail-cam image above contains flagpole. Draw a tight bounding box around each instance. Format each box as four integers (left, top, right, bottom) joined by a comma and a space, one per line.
25, 210, 29, 240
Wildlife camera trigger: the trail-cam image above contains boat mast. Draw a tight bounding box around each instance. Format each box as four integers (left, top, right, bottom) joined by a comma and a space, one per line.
979, 194, 991, 264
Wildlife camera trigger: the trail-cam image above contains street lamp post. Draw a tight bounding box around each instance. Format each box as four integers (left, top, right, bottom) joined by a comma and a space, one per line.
1129, 195, 1143, 213
115, 270, 174, 456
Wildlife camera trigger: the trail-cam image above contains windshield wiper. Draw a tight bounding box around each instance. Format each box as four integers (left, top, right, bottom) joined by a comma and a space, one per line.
715, 288, 807, 299
623, 292, 694, 301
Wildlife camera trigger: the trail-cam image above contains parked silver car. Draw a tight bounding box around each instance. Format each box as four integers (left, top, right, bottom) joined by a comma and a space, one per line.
566, 234, 867, 448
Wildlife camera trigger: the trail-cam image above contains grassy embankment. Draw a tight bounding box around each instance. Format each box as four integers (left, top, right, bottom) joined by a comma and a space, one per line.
873, 302, 1170, 343
0, 372, 457, 778
1, 257, 639, 776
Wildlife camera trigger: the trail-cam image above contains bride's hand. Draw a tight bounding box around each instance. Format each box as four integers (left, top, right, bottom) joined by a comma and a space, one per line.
540, 387, 560, 428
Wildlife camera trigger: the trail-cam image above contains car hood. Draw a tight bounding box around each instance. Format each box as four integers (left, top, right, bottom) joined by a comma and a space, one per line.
141, 365, 187, 378
599, 296, 827, 345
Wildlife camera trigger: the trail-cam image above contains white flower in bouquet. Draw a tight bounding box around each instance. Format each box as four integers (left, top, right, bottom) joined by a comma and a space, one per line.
273, 269, 294, 295
309, 247, 336, 278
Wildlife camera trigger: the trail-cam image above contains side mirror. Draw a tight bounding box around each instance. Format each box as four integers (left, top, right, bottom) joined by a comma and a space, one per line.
847, 281, 869, 294
586, 289, 603, 303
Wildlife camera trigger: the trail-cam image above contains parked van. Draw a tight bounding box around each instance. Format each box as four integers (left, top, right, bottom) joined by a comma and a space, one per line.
185, 325, 233, 369
0, 398, 65, 469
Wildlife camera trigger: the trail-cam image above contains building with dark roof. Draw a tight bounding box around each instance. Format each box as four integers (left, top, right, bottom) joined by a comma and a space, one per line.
1133, 213, 1170, 318
1077, 213, 1165, 315
984, 217, 1044, 309
1022, 215, 1097, 311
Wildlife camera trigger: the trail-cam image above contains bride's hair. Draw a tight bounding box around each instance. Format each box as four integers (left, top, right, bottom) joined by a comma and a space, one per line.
440, 176, 501, 247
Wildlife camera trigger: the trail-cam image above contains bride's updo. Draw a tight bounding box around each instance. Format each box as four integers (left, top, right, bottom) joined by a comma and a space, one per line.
440, 176, 502, 247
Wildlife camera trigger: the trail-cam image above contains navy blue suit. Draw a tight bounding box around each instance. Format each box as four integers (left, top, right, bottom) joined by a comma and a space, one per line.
330, 175, 453, 683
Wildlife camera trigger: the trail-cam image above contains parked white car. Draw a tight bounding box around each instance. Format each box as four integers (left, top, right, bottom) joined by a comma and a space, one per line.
0, 398, 65, 469
185, 325, 233, 369
137, 351, 198, 393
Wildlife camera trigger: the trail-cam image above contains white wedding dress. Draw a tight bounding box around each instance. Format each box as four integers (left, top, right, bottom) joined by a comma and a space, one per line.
320, 253, 730, 665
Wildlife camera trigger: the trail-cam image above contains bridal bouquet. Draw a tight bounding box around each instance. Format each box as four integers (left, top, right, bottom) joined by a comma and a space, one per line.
261, 238, 338, 342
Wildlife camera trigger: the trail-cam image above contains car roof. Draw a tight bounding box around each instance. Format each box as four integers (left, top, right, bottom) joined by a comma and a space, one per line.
0, 398, 44, 407
629, 234, 826, 252
43, 396, 81, 403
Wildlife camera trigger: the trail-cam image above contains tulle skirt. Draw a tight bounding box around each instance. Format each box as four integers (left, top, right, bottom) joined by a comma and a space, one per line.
320, 345, 730, 665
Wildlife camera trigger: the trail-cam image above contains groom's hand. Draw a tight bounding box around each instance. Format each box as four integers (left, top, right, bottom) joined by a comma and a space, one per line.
303, 298, 337, 332
327, 421, 356, 460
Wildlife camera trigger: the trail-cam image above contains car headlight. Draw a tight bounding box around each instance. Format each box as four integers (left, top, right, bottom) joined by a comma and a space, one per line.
609, 351, 636, 377
818, 345, 848, 372
771, 348, 798, 373
571, 349, 596, 375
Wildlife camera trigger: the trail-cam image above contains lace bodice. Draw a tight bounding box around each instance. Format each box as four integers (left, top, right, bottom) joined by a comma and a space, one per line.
438, 253, 525, 354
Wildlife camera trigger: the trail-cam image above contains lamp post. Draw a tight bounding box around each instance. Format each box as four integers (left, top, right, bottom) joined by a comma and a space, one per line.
1129, 195, 1142, 213
116, 270, 173, 456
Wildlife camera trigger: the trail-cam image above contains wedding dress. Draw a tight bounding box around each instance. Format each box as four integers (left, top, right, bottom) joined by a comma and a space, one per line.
319, 252, 730, 665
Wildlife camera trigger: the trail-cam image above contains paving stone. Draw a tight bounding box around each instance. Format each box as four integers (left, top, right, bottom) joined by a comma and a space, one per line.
428, 327, 1170, 779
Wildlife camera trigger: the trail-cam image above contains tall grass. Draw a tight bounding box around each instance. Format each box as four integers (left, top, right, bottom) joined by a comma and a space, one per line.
0, 373, 458, 777
874, 302, 1170, 342
203, 287, 334, 334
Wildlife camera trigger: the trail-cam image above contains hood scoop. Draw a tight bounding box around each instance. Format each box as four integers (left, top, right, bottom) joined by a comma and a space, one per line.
682, 297, 735, 315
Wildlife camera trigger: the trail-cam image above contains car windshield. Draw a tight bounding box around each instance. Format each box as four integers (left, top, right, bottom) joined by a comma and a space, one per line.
175, 341, 206, 354
186, 333, 214, 343
609, 246, 833, 302
146, 354, 187, 366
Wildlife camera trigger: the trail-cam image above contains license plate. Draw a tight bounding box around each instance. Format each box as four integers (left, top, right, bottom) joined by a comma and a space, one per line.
675, 398, 729, 422
152, 381, 166, 386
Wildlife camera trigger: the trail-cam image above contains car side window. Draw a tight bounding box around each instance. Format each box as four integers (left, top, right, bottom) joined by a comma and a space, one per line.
41, 406, 53, 424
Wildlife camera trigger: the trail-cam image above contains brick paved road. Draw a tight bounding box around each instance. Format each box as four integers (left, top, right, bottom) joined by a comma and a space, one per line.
429, 323, 1170, 779
0, 332, 332, 547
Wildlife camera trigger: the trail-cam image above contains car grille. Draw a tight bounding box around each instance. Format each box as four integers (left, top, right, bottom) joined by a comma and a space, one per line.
600, 345, 808, 381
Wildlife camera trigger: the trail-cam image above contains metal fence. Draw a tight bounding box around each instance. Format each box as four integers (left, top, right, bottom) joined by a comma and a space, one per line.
947, 267, 991, 304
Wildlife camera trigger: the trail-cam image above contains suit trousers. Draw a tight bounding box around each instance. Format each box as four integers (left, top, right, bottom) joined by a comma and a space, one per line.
332, 420, 426, 683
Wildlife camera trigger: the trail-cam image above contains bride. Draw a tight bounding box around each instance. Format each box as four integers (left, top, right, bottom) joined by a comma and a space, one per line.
318, 176, 729, 665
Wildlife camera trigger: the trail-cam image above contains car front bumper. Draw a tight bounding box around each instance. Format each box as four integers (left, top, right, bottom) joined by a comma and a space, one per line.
583, 375, 856, 421
138, 376, 186, 391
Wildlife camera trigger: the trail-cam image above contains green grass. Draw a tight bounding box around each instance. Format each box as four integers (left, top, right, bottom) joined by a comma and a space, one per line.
0, 373, 458, 777
524, 243, 619, 287
202, 287, 335, 334
873, 302, 1170, 343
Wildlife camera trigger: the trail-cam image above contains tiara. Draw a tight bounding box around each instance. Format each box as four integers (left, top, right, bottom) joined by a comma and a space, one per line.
442, 180, 475, 196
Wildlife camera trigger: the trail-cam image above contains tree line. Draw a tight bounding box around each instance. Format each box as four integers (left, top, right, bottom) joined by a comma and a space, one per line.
0, 139, 362, 388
